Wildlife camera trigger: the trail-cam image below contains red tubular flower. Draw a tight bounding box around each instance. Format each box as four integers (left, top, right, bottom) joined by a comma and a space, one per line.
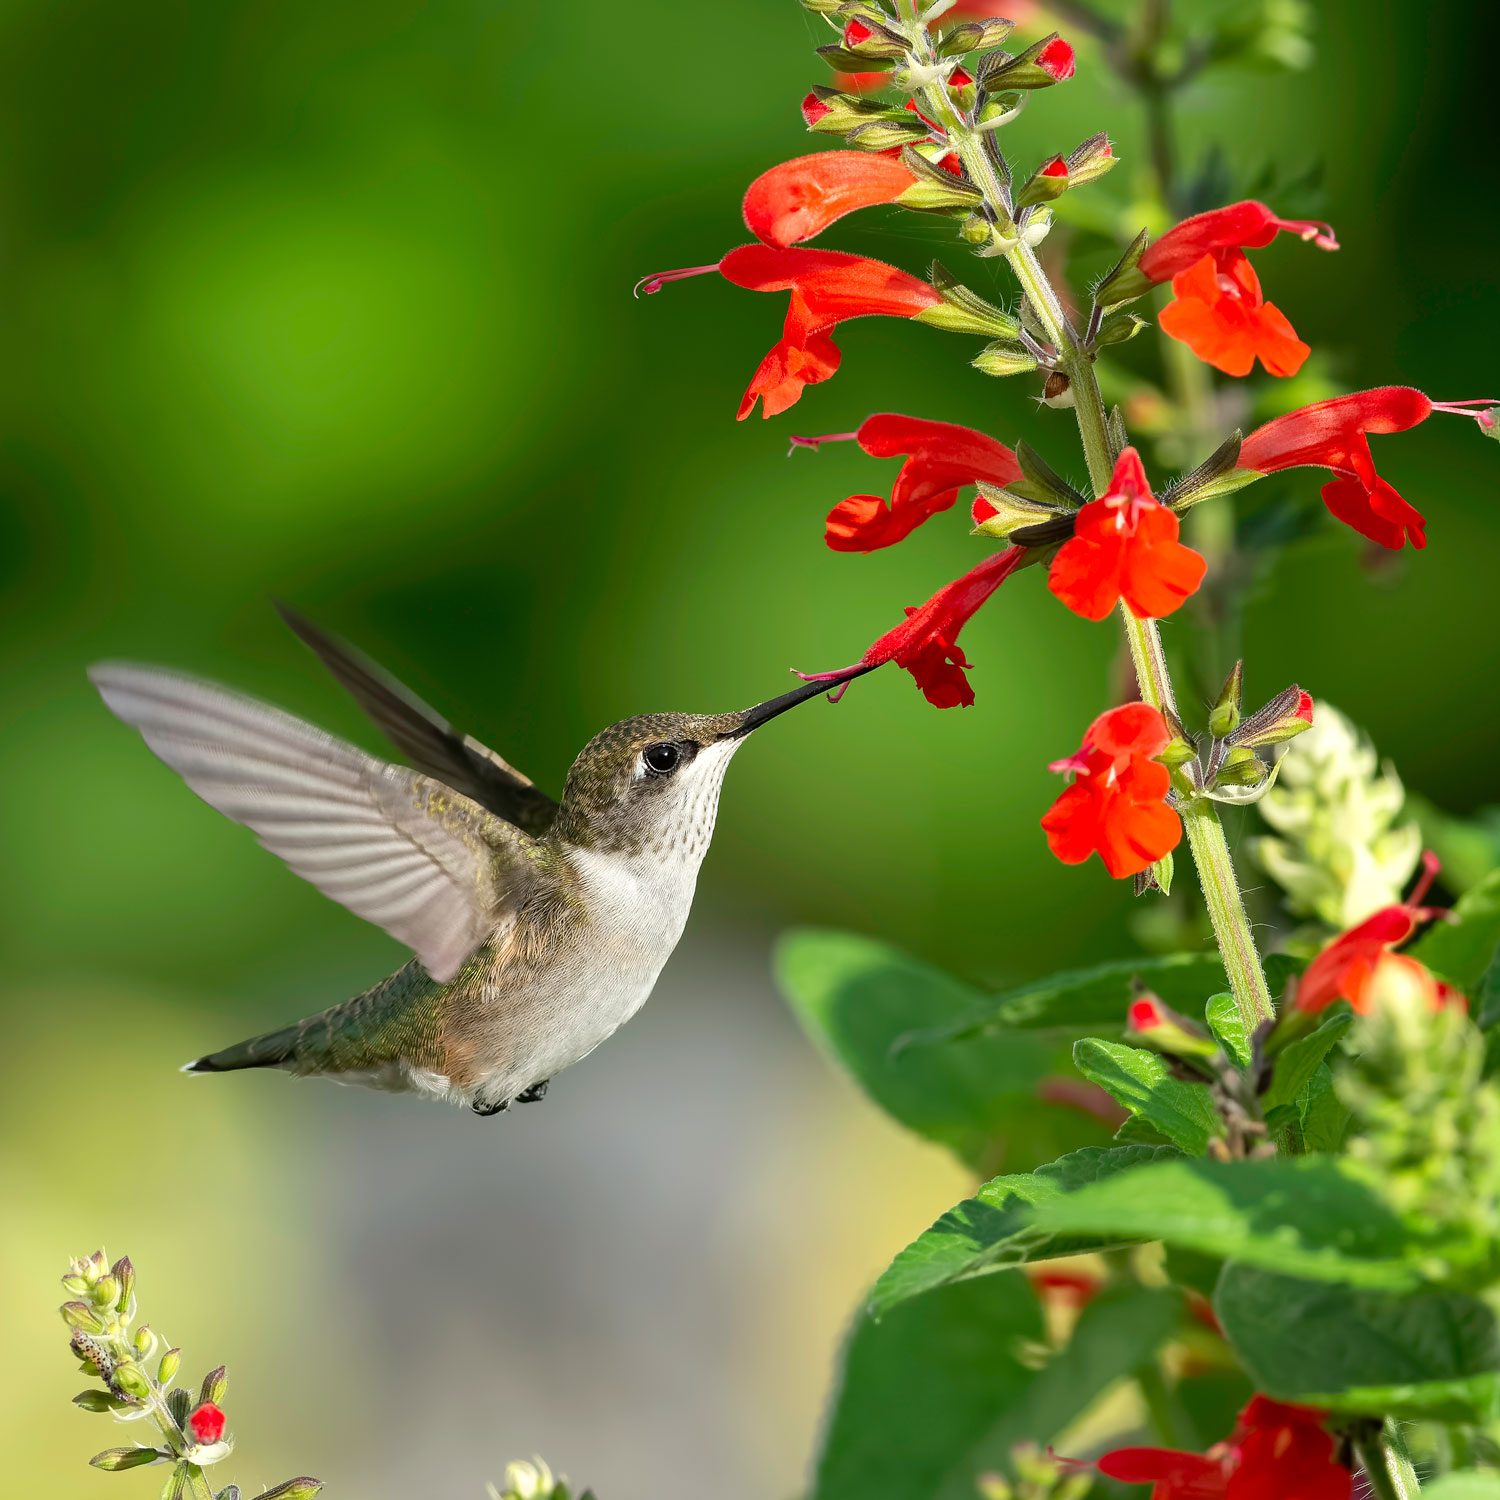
1294, 853, 1463, 1014
1090, 1396, 1352, 1499
188, 1402, 227, 1445
797, 414, 1022, 551
1041, 703, 1181, 879
1035, 36, 1077, 79
1140, 201, 1338, 379
796, 546, 1027, 707
742, 152, 919, 249
637, 247, 943, 419
1047, 448, 1206, 620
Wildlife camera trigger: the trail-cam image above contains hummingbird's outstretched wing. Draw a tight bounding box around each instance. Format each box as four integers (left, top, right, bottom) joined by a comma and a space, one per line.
274, 602, 560, 837
90, 663, 547, 983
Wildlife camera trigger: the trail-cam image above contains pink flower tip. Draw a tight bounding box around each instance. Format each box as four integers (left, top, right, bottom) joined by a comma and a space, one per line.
1039, 36, 1076, 80
188, 1402, 226, 1445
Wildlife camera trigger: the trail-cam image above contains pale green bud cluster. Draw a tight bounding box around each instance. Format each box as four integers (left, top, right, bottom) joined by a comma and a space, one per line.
1253, 702, 1422, 931
976, 1444, 1092, 1500
1337, 996, 1500, 1258
58, 1249, 321, 1499
486, 1456, 596, 1500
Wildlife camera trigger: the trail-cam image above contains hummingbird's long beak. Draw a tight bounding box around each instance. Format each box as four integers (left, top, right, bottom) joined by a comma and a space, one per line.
721, 667, 876, 738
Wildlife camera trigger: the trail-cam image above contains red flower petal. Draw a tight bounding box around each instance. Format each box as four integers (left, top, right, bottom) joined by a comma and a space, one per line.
1037, 36, 1076, 80
188, 1403, 226, 1445
1141, 200, 1339, 284
1157, 251, 1310, 379
742, 152, 918, 249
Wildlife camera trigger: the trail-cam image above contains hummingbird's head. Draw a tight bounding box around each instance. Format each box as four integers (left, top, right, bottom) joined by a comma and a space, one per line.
554, 677, 847, 859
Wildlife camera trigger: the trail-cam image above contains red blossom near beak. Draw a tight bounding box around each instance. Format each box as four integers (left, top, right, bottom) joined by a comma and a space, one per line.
1081, 1395, 1352, 1500
1040, 702, 1182, 879
742, 152, 919, 249
188, 1402, 227, 1445
1139, 201, 1338, 379
1293, 852, 1462, 1014
794, 414, 1022, 552
1047, 447, 1207, 620
795, 546, 1027, 707
636, 247, 943, 419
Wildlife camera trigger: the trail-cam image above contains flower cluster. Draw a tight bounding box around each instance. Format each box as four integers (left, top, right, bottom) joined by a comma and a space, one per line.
59, 1249, 320, 1500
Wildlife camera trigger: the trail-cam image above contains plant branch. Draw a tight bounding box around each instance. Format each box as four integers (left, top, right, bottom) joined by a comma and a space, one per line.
1355, 1426, 1422, 1500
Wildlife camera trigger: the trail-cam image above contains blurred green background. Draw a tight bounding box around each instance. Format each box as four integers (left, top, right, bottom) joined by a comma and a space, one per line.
2, 0, 1495, 1494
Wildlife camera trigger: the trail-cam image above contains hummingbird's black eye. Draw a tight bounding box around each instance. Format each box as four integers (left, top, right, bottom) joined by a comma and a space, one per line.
642, 742, 681, 776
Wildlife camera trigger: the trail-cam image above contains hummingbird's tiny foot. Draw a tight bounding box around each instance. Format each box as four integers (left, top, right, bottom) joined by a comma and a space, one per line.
516, 1079, 550, 1104
471, 1098, 511, 1118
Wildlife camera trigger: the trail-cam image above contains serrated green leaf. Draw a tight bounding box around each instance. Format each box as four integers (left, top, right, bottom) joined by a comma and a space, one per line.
776, 930, 1100, 1170
1073, 1038, 1223, 1154
1215, 1265, 1500, 1421
812, 1274, 1043, 1500
1264, 1013, 1352, 1112
1414, 869, 1500, 995
870, 1145, 1178, 1316
1025, 1155, 1466, 1289
1297, 1066, 1351, 1153
1205, 993, 1251, 1067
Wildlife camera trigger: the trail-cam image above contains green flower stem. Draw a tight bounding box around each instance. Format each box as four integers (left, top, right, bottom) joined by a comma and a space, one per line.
909, 31, 1275, 1034
1355, 1426, 1422, 1500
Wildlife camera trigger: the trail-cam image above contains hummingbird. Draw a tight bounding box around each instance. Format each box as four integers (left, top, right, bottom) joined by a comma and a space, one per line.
90, 605, 862, 1117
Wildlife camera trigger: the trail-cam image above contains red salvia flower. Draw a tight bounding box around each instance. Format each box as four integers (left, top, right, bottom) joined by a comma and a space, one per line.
636, 247, 942, 419
796, 547, 1027, 707
1034, 36, 1077, 80
1140, 201, 1338, 378
1041, 702, 1182, 879
1087, 1395, 1352, 1499
743, 152, 918, 249
1047, 447, 1207, 620
793, 414, 1022, 551
188, 1402, 227, 1446
1236, 386, 1499, 549
1294, 852, 1463, 1014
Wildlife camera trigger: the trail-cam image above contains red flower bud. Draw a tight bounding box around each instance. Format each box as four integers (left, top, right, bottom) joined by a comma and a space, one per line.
188, 1402, 226, 1445
1047, 448, 1206, 620
1037, 36, 1076, 80
1040, 154, 1069, 177
801, 92, 832, 127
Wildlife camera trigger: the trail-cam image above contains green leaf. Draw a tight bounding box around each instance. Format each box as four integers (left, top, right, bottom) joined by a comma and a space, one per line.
1423, 1475, 1500, 1500
1263, 1013, 1352, 1112
870, 1145, 1178, 1316
1297, 1066, 1351, 1153
1414, 869, 1500, 994
930, 1286, 1181, 1497
1205, 993, 1251, 1067
776, 930, 1101, 1169
812, 1273, 1043, 1500
1215, 1265, 1500, 1421
1073, 1038, 1223, 1154
912, 951, 1230, 1043
1025, 1155, 1462, 1290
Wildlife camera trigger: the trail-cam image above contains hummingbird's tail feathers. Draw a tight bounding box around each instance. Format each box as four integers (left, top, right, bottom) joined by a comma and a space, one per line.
274, 602, 561, 836
88, 662, 544, 983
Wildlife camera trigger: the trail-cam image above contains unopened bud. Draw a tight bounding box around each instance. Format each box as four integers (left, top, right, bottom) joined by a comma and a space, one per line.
937, 18, 1014, 56
133, 1324, 156, 1358
90, 1447, 164, 1472
111, 1256, 136, 1311
159, 1348, 182, 1385
1094, 228, 1153, 310
199, 1366, 229, 1406
975, 90, 1025, 131
1227, 685, 1314, 750
840, 15, 908, 61
1214, 747, 1269, 790
1094, 311, 1148, 348
979, 32, 1076, 91
62, 1300, 103, 1333
1209, 661, 1245, 738
1016, 155, 1070, 209
112, 1363, 151, 1401
916, 264, 1019, 337
972, 487, 1067, 539
257, 1480, 324, 1500
1127, 994, 1220, 1060
959, 212, 993, 245
972, 342, 1039, 378
1066, 132, 1117, 188
845, 115, 934, 151
91, 1274, 121, 1309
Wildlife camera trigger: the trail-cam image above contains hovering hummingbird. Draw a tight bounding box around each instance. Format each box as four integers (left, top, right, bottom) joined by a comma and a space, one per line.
90, 606, 862, 1116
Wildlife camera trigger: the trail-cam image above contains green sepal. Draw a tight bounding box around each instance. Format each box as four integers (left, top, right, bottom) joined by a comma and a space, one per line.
1208, 660, 1244, 738
1066, 132, 1117, 187
1012, 440, 1087, 508
914, 261, 1018, 338
1094, 228, 1153, 310
936, 18, 1014, 56
896, 147, 982, 211
256, 1480, 325, 1500
971, 341, 1039, 377
803, 87, 909, 137
1095, 311, 1148, 348
835, 15, 908, 60
1015, 158, 1069, 210
167, 1387, 192, 1428
971, 485, 1067, 540
198, 1365, 228, 1406
977, 31, 1073, 91
817, 43, 894, 73
91, 1447, 165, 1471
844, 115, 933, 152
1106, 404, 1129, 460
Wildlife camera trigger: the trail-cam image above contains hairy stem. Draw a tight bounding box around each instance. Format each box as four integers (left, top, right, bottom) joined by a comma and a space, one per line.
909, 30, 1275, 1033
1356, 1426, 1422, 1500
